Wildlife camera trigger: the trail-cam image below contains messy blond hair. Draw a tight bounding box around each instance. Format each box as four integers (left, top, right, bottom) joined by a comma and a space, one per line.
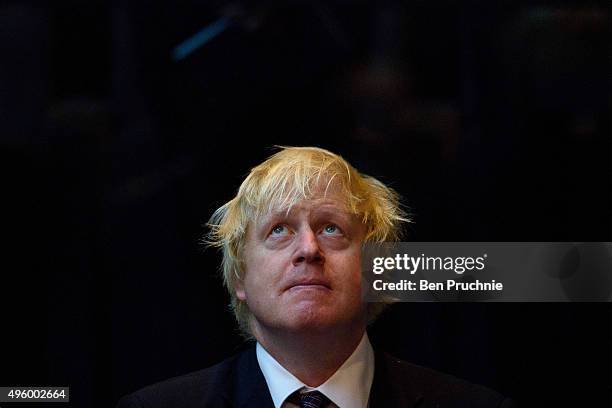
206, 146, 408, 337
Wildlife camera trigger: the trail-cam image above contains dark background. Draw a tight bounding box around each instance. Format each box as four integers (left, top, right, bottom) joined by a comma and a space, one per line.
2, 1, 611, 407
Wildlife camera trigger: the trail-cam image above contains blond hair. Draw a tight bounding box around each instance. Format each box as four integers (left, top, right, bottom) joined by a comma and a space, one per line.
206, 146, 408, 337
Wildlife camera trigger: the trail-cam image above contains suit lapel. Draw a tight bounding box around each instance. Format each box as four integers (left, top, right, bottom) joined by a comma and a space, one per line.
231, 346, 275, 408
369, 351, 424, 408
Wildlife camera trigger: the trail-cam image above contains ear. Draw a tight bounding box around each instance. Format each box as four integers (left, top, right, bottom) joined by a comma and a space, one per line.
234, 278, 247, 301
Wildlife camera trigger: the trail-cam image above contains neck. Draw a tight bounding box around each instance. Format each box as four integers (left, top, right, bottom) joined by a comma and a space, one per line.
254, 323, 366, 387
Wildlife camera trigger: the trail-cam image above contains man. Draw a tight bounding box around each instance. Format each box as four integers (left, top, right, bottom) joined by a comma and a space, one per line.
118, 147, 514, 407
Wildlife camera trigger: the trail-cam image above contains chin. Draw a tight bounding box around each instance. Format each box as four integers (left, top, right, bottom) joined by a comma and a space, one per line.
284, 306, 360, 333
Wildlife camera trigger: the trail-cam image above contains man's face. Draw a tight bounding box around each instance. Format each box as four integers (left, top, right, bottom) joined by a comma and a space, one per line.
236, 192, 367, 337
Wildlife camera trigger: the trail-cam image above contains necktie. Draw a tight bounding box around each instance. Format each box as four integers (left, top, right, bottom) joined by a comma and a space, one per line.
288, 390, 331, 408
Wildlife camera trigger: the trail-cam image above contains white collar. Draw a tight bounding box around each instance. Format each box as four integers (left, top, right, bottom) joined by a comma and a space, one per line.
256, 333, 375, 408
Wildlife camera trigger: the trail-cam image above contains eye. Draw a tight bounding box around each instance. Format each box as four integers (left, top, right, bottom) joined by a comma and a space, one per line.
322, 224, 341, 235
270, 224, 289, 236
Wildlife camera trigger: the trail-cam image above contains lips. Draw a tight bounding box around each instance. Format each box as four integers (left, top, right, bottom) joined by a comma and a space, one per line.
285, 278, 331, 291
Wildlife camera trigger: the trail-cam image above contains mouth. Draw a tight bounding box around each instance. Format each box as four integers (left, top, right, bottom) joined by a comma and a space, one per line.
289, 284, 330, 290
286, 279, 331, 292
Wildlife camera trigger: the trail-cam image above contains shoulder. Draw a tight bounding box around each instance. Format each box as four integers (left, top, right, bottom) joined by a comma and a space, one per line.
373, 351, 516, 408
116, 352, 243, 408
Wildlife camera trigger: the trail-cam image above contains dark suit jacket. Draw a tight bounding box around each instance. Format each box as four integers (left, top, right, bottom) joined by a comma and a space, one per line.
117, 346, 515, 408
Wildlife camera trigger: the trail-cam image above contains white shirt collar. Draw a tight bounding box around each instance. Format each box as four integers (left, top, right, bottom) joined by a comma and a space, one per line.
256, 333, 375, 408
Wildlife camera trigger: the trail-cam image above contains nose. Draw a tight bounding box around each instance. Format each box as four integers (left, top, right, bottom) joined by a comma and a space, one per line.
292, 227, 324, 266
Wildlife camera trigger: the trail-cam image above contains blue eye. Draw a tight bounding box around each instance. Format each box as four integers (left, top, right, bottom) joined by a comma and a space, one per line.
323, 224, 339, 234
270, 225, 287, 235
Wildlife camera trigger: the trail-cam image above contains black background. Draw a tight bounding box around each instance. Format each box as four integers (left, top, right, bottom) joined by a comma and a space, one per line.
2, 1, 611, 407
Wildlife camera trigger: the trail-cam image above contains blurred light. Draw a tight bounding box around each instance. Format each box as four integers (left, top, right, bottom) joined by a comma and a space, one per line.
172, 17, 229, 61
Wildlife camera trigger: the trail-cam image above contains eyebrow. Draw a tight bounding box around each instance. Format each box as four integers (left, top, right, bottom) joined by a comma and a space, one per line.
311, 206, 352, 221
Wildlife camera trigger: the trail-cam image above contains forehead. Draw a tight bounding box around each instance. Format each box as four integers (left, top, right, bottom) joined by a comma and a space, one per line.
257, 195, 353, 224
256, 173, 349, 214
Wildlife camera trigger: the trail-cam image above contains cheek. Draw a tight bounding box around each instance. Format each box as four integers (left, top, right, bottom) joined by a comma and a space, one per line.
332, 249, 363, 285
344, 245, 363, 270
243, 254, 282, 293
